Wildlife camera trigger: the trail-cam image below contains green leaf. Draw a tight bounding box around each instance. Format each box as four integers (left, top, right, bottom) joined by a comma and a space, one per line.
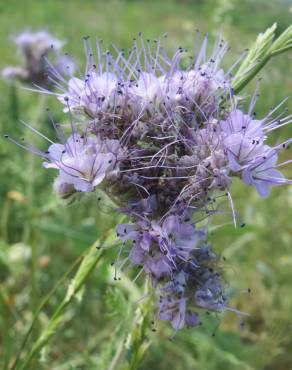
17, 233, 115, 370
232, 23, 292, 94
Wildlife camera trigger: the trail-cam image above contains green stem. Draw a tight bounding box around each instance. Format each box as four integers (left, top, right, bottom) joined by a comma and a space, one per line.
21, 95, 47, 355
10, 252, 84, 370
232, 55, 270, 95
9, 83, 19, 123
17, 233, 115, 370
107, 338, 126, 370
232, 23, 292, 95
0, 289, 11, 370
1, 196, 11, 241
121, 281, 152, 370
23, 94, 47, 244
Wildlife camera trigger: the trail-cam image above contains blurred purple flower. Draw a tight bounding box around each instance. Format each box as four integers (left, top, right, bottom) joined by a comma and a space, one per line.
2, 30, 73, 87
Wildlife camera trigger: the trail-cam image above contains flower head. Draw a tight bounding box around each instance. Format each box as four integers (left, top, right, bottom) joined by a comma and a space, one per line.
2, 30, 68, 86
45, 34, 231, 128
221, 107, 291, 196
13, 30, 63, 58
44, 134, 122, 193
6, 32, 292, 332
242, 151, 286, 197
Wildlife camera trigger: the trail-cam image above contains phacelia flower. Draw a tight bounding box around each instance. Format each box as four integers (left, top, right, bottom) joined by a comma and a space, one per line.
6, 32, 291, 332
41, 34, 231, 126
242, 151, 287, 197
221, 107, 291, 196
2, 30, 70, 86
117, 214, 206, 279
44, 134, 122, 193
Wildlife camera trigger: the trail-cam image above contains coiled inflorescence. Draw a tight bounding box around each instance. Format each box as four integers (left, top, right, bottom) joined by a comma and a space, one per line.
7, 33, 291, 331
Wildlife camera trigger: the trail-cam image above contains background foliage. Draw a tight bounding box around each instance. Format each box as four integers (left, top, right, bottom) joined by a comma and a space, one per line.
0, 0, 291, 369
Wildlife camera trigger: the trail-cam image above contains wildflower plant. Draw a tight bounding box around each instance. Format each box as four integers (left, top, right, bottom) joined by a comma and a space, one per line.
5, 22, 292, 367
2, 30, 75, 86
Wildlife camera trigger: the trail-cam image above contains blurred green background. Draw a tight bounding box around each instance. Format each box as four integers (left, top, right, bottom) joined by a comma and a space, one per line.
0, 0, 291, 369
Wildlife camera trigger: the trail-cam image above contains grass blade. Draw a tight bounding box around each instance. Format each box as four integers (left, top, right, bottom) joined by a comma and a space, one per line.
17, 233, 115, 370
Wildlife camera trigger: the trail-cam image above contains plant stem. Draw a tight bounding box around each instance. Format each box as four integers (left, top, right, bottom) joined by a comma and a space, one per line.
17, 233, 115, 370
1, 196, 11, 241
9, 83, 19, 123
120, 280, 152, 370
22, 94, 47, 244
0, 289, 12, 370
10, 252, 84, 370
21, 95, 47, 336
232, 23, 292, 94
107, 338, 126, 370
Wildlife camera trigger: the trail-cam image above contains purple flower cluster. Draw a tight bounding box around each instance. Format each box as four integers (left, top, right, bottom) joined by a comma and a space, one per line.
7, 34, 291, 331
117, 214, 226, 329
2, 30, 76, 86
220, 108, 291, 197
